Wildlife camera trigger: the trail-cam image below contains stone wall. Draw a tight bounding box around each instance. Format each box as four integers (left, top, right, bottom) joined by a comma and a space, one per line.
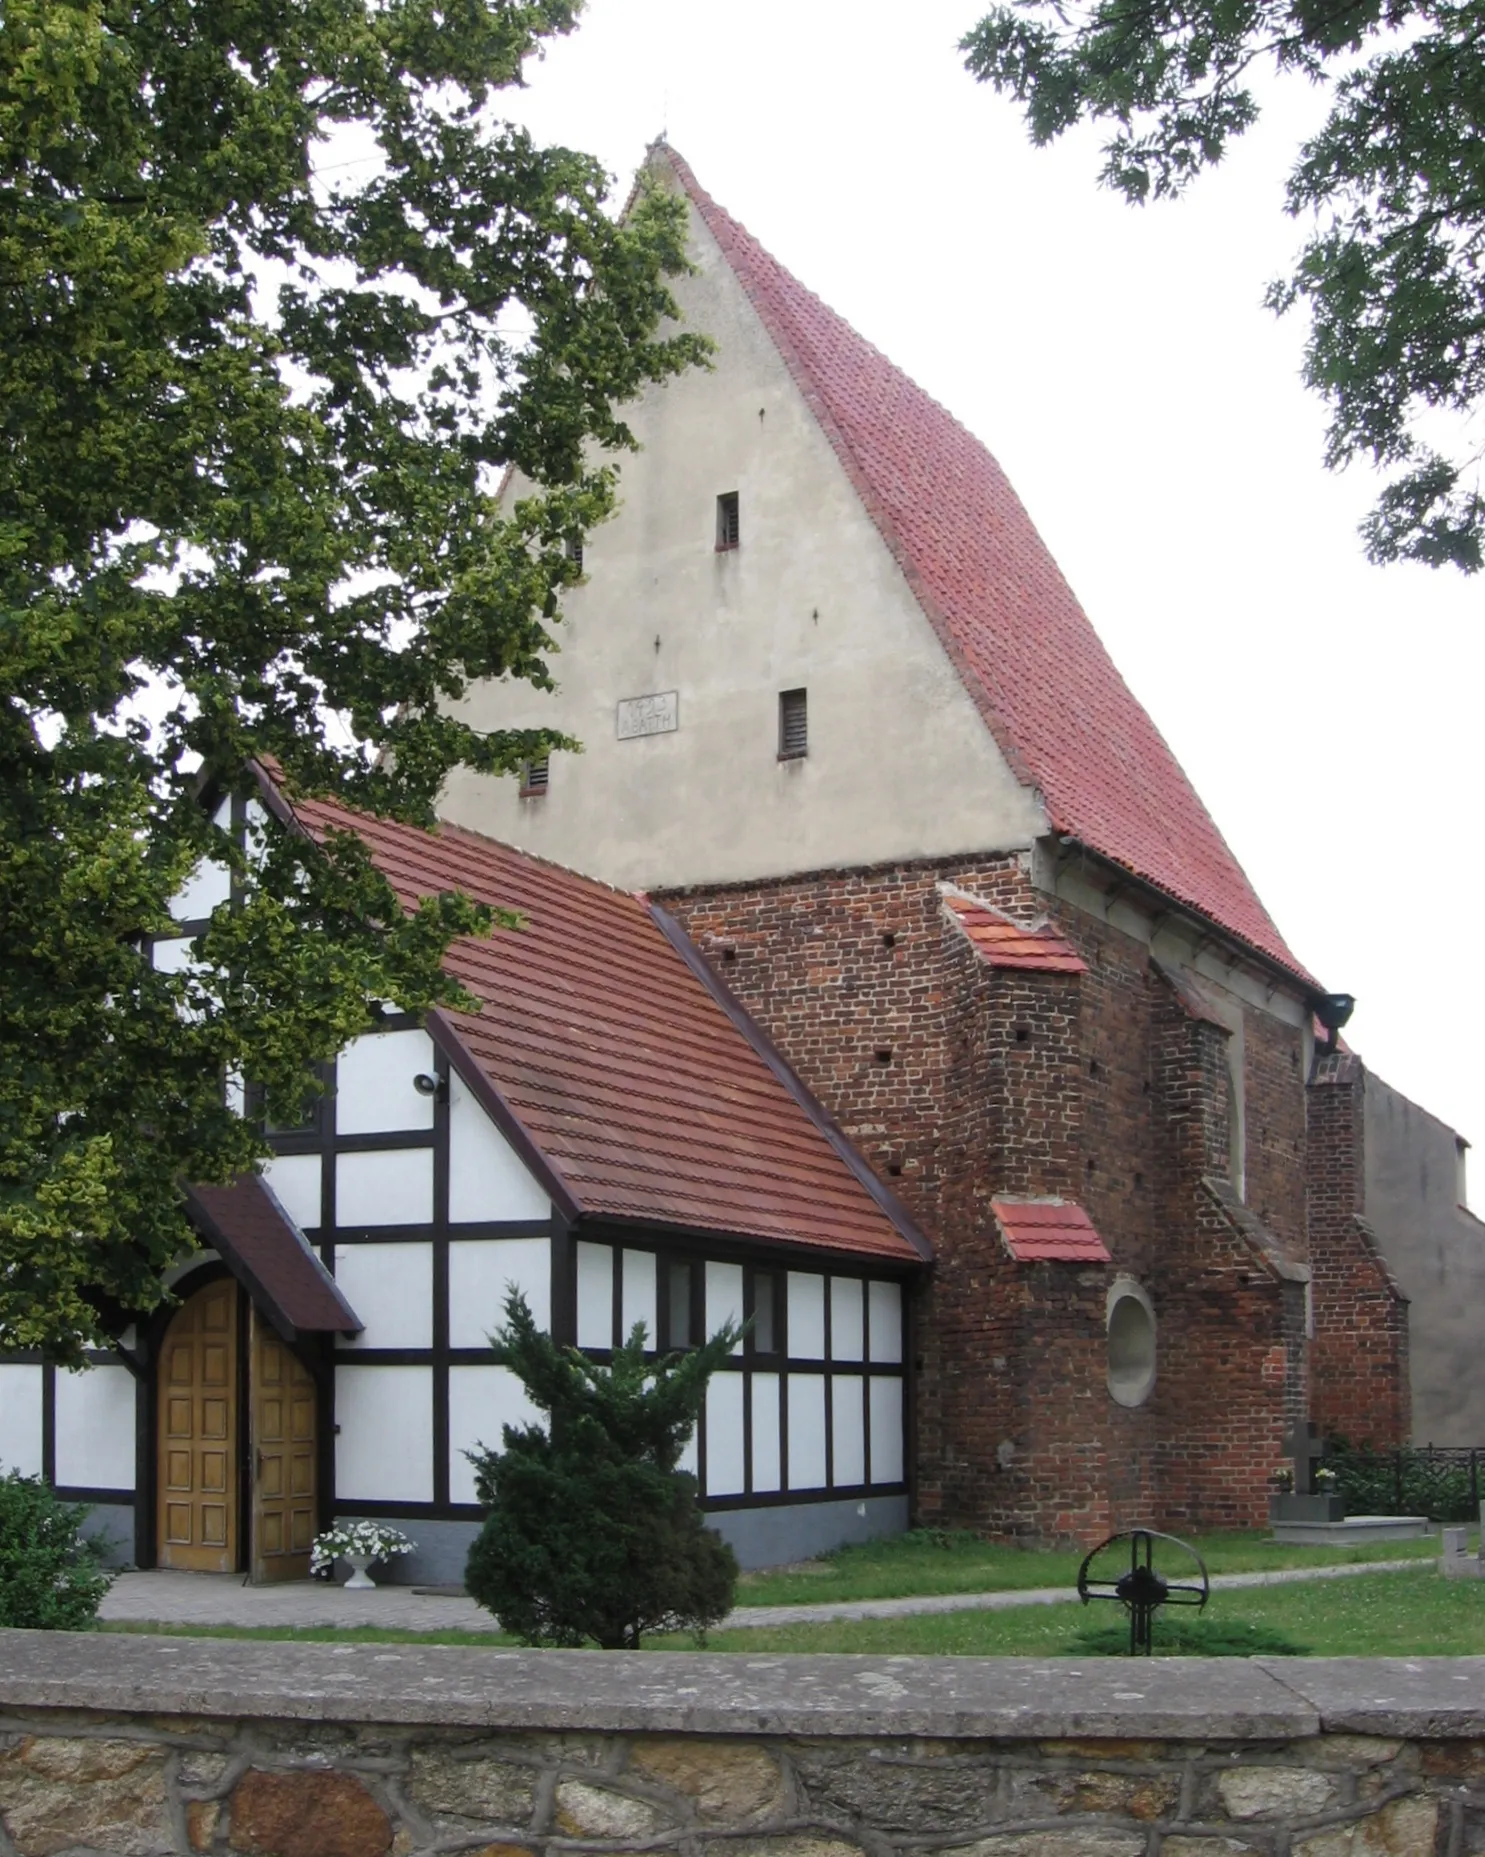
3, 1636, 1485, 1857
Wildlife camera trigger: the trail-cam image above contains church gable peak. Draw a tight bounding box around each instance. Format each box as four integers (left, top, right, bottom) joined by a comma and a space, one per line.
651, 145, 1310, 987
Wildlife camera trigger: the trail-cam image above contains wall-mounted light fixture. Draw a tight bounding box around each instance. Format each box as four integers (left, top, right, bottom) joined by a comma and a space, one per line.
412, 1072, 448, 1103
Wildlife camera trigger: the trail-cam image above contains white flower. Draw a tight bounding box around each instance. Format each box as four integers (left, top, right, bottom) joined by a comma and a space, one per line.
309, 1521, 417, 1574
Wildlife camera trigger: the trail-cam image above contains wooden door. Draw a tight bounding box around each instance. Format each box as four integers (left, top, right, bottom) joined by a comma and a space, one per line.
157, 1279, 239, 1572
249, 1309, 317, 1582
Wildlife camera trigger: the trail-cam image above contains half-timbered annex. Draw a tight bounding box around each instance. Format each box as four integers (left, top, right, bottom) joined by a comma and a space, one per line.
0, 776, 926, 1582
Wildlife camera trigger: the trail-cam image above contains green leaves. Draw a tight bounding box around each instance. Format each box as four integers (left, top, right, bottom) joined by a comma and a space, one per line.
962, 0, 1485, 569
0, 0, 707, 1355
464, 1287, 741, 1648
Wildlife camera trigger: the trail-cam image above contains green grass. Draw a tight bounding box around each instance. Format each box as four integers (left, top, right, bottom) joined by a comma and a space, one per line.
733, 1526, 1441, 1607
690, 1567, 1483, 1657
100, 1565, 1485, 1658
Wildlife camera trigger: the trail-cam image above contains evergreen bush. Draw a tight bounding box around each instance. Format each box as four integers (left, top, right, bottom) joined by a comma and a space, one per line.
0, 1470, 114, 1629
465, 1289, 740, 1648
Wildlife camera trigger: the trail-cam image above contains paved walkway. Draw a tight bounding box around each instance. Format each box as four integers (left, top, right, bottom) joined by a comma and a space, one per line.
99, 1555, 1433, 1635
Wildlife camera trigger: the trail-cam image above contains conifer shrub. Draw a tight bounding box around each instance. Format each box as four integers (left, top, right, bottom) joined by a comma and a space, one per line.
465, 1289, 740, 1648
0, 1471, 114, 1629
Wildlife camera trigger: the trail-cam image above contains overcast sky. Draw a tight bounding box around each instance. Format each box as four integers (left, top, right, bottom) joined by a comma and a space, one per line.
492, 0, 1482, 1181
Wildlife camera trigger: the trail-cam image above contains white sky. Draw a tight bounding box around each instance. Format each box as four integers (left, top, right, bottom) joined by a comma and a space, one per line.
495, 0, 1483, 1176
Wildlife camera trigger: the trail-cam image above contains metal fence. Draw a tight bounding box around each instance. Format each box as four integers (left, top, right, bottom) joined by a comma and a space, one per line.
1324, 1443, 1485, 1522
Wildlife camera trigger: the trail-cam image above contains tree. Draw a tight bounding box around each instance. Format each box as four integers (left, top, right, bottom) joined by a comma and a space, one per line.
962, 0, 1485, 570
464, 1288, 740, 1648
1, 2, 709, 1359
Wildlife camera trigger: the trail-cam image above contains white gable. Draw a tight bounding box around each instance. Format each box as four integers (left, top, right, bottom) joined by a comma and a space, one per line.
438, 189, 1045, 889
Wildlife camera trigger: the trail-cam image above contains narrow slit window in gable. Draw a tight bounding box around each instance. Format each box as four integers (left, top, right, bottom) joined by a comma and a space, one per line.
520, 754, 550, 796
778, 688, 808, 760
716, 491, 740, 551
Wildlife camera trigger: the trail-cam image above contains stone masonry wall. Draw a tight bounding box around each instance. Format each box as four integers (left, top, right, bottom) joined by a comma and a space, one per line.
5, 1636, 1485, 1857
659, 855, 1317, 1541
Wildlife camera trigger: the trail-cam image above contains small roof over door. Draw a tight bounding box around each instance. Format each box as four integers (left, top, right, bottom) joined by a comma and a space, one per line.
184, 1174, 362, 1341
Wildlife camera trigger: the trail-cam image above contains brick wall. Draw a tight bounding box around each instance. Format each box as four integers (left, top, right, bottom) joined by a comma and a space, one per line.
1307, 1053, 1411, 1449
660, 855, 1334, 1541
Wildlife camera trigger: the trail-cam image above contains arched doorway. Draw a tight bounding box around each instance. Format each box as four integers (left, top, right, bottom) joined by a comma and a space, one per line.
157, 1277, 239, 1571
156, 1276, 318, 1579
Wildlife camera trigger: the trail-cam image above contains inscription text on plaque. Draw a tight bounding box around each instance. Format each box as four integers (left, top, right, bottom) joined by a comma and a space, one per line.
616, 691, 679, 739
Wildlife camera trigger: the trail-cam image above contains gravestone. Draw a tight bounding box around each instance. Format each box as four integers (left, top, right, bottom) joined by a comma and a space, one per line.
1271, 1423, 1345, 1525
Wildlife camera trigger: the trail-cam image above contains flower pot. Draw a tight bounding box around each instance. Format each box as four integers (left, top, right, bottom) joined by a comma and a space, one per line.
343, 1554, 378, 1590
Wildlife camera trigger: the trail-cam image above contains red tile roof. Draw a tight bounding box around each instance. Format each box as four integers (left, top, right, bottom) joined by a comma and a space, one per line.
270, 783, 924, 1265
993, 1199, 1112, 1264
658, 145, 1312, 988
943, 893, 1087, 974
185, 1175, 362, 1335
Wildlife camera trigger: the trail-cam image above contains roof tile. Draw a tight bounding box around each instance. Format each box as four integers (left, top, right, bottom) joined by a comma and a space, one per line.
284, 791, 922, 1264
943, 894, 1087, 974
992, 1198, 1113, 1264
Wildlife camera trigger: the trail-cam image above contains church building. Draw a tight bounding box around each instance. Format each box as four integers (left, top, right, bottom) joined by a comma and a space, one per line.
0, 147, 1470, 1583
437, 143, 1456, 1542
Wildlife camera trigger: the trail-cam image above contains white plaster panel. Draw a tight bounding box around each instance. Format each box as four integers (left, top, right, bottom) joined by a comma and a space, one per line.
0, 1365, 44, 1476
170, 859, 232, 923
576, 1242, 614, 1349
334, 1365, 433, 1502
831, 1375, 866, 1487
212, 797, 232, 831
751, 1373, 781, 1493
830, 1278, 865, 1361
447, 1070, 549, 1221
151, 937, 196, 974
705, 1371, 746, 1496
868, 1281, 903, 1363
334, 1029, 435, 1136
448, 1365, 542, 1505
706, 1261, 744, 1353
260, 1155, 321, 1230
449, 1238, 551, 1347
621, 1249, 657, 1348
787, 1373, 827, 1490
53, 1364, 135, 1491
788, 1273, 826, 1359
332, 1242, 432, 1350
870, 1376, 906, 1485
335, 1148, 433, 1228
678, 1422, 699, 1478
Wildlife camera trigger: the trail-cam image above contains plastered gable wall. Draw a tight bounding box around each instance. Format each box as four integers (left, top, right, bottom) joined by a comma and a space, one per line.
439, 190, 1046, 889
1363, 1072, 1485, 1443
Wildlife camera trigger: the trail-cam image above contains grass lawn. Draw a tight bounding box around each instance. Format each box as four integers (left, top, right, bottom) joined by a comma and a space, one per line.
733, 1526, 1442, 1607
102, 1565, 1485, 1658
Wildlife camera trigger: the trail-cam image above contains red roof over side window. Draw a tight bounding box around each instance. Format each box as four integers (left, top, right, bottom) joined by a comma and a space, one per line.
657, 145, 1312, 989
274, 786, 925, 1266
992, 1199, 1113, 1264
943, 894, 1087, 974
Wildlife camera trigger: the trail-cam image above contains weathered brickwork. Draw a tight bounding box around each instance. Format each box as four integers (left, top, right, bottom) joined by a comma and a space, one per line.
5, 1704, 1485, 1857
660, 854, 1326, 1542
1307, 1054, 1411, 1450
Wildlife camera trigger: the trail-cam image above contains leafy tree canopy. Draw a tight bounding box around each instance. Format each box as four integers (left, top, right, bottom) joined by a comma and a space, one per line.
464, 1288, 740, 1648
1, 0, 708, 1360
962, 0, 1485, 570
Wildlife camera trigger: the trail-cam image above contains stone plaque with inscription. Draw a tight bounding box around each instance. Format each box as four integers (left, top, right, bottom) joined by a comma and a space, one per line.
616, 691, 679, 739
